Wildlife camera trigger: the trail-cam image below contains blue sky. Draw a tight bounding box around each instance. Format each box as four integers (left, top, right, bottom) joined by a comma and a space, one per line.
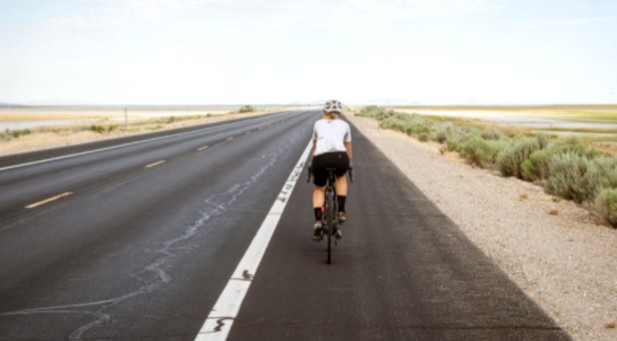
1, 0, 615, 105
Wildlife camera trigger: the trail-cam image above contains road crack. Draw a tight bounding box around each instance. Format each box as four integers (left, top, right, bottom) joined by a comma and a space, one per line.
0, 133, 304, 340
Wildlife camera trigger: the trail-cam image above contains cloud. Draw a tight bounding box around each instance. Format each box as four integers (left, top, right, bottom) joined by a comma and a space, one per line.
526, 16, 613, 28
40, 0, 526, 34
43, 0, 205, 32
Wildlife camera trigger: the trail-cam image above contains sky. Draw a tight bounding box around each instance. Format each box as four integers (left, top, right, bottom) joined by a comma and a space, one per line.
0, 0, 616, 105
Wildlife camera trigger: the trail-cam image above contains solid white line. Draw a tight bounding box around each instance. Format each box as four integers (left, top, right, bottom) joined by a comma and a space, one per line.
25, 192, 74, 209
194, 141, 312, 341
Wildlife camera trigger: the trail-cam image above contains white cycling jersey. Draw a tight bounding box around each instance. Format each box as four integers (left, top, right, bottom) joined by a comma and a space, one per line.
312, 118, 352, 156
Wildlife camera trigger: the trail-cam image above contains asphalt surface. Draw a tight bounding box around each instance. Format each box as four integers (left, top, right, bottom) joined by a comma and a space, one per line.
0, 110, 570, 340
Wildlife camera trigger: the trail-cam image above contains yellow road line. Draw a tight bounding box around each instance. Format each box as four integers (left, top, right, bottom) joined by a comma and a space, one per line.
146, 160, 166, 168
197, 145, 209, 151
25, 192, 74, 209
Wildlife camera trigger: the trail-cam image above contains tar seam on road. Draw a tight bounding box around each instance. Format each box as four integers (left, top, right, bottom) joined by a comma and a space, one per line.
25, 191, 74, 209
194, 141, 312, 341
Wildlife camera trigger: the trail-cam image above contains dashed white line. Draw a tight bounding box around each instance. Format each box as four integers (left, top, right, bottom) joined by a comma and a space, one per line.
0, 116, 281, 173
194, 142, 312, 341
145, 160, 166, 168
197, 145, 210, 151
25, 192, 74, 209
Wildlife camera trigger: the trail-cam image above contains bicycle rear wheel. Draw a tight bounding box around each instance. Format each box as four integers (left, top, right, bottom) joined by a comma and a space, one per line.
325, 190, 334, 264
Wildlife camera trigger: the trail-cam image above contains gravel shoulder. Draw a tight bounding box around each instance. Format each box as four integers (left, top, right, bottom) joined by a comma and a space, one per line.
347, 114, 617, 341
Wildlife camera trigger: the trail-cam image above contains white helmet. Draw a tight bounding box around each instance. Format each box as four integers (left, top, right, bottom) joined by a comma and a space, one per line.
323, 99, 343, 114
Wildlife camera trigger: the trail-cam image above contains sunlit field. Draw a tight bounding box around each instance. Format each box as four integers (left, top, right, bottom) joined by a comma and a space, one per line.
388, 105, 617, 154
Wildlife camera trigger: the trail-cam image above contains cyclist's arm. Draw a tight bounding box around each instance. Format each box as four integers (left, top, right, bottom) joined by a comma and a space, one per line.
345, 141, 352, 161
311, 138, 317, 160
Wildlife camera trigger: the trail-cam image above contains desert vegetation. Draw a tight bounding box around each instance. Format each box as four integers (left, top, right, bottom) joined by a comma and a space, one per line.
1, 128, 32, 141
239, 105, 256, 113
357, 106, 617, 227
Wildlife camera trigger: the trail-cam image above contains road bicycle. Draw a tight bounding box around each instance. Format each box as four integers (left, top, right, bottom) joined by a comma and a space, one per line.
307, 165, 353, 264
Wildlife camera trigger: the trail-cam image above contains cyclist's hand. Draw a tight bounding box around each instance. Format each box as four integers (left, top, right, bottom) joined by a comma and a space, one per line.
348, 161, 354, 170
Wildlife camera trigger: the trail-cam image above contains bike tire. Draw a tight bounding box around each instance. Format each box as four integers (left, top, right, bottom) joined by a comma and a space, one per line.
326, 190, 333, 264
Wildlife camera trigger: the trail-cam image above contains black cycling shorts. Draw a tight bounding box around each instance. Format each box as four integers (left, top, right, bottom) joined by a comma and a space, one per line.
312, 152, 349, 187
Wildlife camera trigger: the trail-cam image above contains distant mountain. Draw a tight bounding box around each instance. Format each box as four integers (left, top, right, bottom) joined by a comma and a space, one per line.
0, 102, 24, 107
353, 99, 422, 106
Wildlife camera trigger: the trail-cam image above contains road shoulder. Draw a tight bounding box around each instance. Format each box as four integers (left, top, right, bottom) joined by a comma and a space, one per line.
347, 114, 617, 341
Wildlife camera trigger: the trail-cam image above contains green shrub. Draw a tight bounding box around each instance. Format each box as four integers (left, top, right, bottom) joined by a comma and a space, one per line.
13, 129, 32, 138
550, 136, 588, 156
481, 129, 507, 141
429, 126, 448, 143
595, 188, 617, 227
460, 135, 505, 168
239, 105, 256, 113
536, 133, 550, 149
418, 132, 429, 142
1, 129, 32, 141
544, 153, 591, 203
521, 149, 551, 182
582, 156, 617, 198
90, 125, 106, 134
496, 136, 545, 178
357, 105, 382, 117
444, 125, 478, 152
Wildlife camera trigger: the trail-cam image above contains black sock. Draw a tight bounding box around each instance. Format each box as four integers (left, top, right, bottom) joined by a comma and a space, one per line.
314, 207, 322, 221
337, 196, 346, 212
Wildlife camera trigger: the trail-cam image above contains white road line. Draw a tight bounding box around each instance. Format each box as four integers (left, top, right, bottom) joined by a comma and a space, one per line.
0, 117, 271, 173
197, 145, 210, 151
25, 192, 74, 209
194, 142, 312, 341
145, 160, 166, 168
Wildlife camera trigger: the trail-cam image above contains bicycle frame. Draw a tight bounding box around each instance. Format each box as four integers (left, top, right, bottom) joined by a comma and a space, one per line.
307, 163, 353, 264
323, 168, 338, 264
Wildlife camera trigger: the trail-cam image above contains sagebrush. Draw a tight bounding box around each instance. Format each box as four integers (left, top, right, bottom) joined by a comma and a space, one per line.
357, 106, 617, 227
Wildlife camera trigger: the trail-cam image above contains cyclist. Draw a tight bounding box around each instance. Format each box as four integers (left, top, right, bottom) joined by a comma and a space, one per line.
309, 99, 352, 241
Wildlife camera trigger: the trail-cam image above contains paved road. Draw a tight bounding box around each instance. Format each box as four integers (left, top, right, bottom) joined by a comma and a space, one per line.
0, 110, 570, 340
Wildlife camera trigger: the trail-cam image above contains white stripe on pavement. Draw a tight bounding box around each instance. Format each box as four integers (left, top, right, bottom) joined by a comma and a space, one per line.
194, 141, 312, 341
0, 114, 288, 173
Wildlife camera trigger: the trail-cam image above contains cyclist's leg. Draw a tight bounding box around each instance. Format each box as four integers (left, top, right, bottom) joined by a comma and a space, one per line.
334, 176, 348, 224
333, 152, 350, 223
313, 185, 326, 212
311, 186, 326, 241
334, 175, 347, 196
